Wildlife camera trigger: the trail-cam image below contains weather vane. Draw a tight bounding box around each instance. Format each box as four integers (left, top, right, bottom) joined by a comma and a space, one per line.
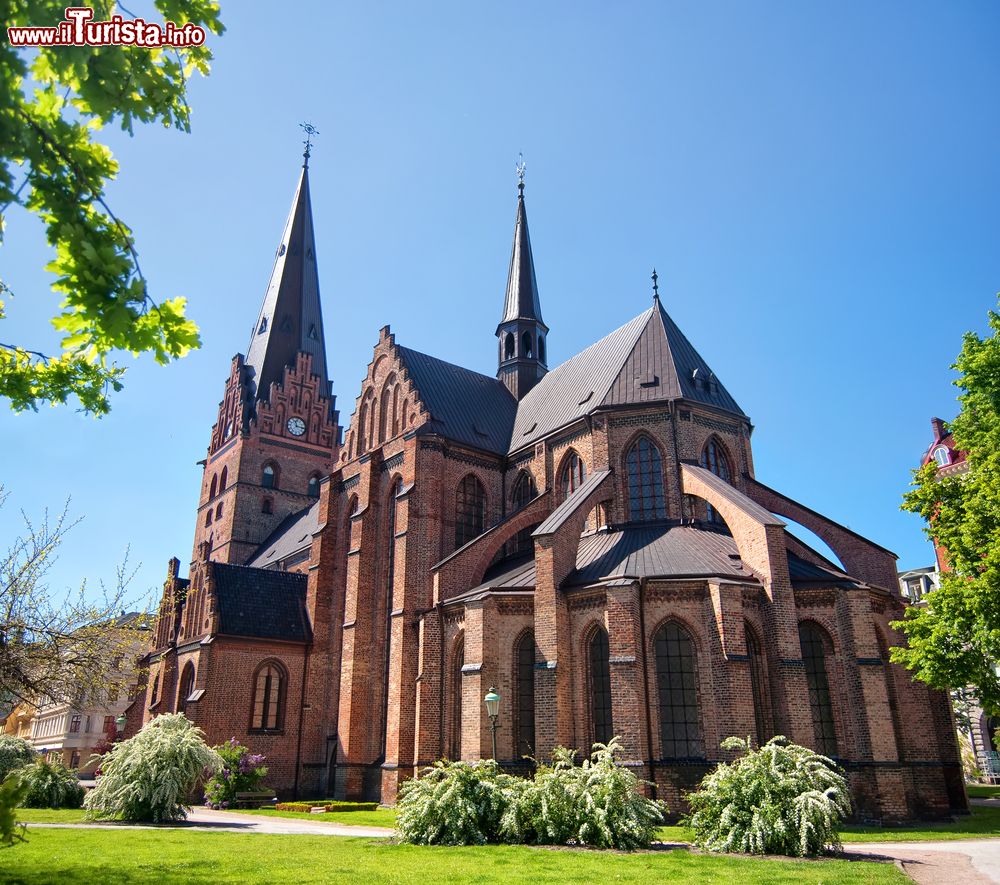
516, 152, 526, 191
652, 268, 660, 302
300, 122, 319, 166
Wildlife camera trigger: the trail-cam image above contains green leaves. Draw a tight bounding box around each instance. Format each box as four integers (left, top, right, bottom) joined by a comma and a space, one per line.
894, 299, 1000, 713
0, 0, 222, 414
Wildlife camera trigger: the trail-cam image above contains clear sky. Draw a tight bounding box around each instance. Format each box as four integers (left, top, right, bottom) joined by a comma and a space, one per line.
3, 1, 999, 606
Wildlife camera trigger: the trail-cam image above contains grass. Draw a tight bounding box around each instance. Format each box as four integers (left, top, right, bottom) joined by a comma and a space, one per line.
13, 808, 87, 823
840, 805, 1000, 843
240, 807, 398, 828
0, 828, 907, 884
966, 783, 1000, 799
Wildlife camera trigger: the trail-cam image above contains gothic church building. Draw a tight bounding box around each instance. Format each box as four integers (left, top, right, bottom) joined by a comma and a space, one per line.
138, 155, 966, 819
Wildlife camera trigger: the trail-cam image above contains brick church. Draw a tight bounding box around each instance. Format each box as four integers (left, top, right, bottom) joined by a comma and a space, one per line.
137, 150, 967, 819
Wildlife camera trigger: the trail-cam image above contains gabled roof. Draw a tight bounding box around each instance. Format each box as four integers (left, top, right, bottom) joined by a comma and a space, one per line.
244, 165, 330, 404
510, 300, 745, 453
396, 345, 517, 455
246, 502, 320, 569
499, 184, 545, 329
211, 563, 311, 642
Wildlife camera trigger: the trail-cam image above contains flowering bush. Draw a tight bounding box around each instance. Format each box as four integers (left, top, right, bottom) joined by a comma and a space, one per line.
84, 713, 221, 822
0, 737, 36, 783
203, 739, 268, 810
685, 736, 852, 857
11, 758, 85, 809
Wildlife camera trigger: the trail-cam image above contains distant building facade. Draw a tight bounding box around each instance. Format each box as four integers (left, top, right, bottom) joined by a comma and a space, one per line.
136, 155, 968, 820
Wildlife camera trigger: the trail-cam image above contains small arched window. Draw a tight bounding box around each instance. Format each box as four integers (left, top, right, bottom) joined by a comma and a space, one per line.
538, 335, 546, 364
204, 509, 212, 527
745, 623, 770, 745
522, 331, 533, 359
504, 333, 515, 360
251, 661, 286, 731
308, 474, 321, 498
515, 631, 535, 758
511, 471, 536, 511
625, 436, 666, 521
654, 622, 702, 758
589, 627, 613, 745
933, 446, 950, 467
150, 672, 160, 706
560, 452, 586, 502
262, 464, 277, 489
799, 623, 838, 757
450, 635, 464, 759
215, 502, 223, 519
358, 399, 369, 455
178, 663, 195, 713
455, 474, 487, 548
261, 497, 273, 515
219, 466, 228, 490
209, 475, 218, 499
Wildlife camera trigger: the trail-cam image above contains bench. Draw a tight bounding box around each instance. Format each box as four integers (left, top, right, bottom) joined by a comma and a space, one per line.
234, 790, 277, 809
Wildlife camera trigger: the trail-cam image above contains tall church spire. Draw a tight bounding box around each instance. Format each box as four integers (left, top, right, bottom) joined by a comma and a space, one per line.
497, 157, 548, 400
245, 160, 329, 403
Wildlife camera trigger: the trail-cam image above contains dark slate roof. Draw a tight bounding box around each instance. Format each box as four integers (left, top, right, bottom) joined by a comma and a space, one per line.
510, 301, 745, 453
211, 562, 311, 642
244, 165, 330, 404
787, 550, 859, 587
246, 502, 320, 568
397, 345, 517, 455
534, 469, 611, 535
499, 187, 545, 328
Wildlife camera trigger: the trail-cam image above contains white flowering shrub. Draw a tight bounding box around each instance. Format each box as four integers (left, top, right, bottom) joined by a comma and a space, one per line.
84, 713, 221, 822
0, 737, 36, 783
396, 758, 524, 845
686, 736, 852, 857
502, 738, 666, 850
12, 758, 84, 809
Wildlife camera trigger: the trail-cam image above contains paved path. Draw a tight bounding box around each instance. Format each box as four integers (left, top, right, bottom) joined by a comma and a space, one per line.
843, 840, 1000, 885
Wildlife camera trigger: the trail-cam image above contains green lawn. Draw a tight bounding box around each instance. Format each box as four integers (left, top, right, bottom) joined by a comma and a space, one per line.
0, 828, 906, 884
966, 783, 1000, 799
13, 808, 88, 823
839, 805, 1000, 843
241, 807, 398, 828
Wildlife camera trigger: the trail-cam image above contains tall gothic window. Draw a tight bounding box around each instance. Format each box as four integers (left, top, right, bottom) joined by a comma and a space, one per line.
515, 631, 535, 758
560, 452, 586, 502
625, 436, 666, 521
455, 474, 487, 548
178, 663, 195, 713
262, 463, 277, 489
450, 635, 464, 759
654, 622, 702, 758
251, 661, 286, 731
589, 627, 613, 746
511, 471, 535, 511
504, 333, 515, 360
209, 475, 218, 499
799, 623, 838, 756
700, 438, 731, 522
746, 623, 770, 745
219, 466, 228, 490
521, 331, 533, 358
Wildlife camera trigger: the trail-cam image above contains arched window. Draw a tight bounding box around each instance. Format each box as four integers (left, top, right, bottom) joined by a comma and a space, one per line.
205, 509, 212, 527
308, 474, 321, 498
654, 622, 702, 758
625, 436, 666, 521
560, 451, 586, 502
933, 446, 950, 467
538, 335, 545, 364
450, 635, 464, 759
455, 474, 487, 548
514, 631, 535, 758
178, 663, 195, 713
262, 463, 277, 489
358, 396, 370, 455
209, 475, 218, 499
379, 375, 397, 443
589, 627, 613, 745
522, 331, 533, 359
700, 438, 731, 522
150, 672, 160, 706
215, 502, 223, 519
504, 333, 515, 360
261, 497, 273, 515
511, 471, 536, 511
219, 466, 228, 490
799, 623, 838, 756
745, 623, 770, 745
251, 661, 286, 731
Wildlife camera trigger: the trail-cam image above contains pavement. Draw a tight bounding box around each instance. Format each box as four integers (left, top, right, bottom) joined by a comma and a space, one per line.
842, 840, 1000, 885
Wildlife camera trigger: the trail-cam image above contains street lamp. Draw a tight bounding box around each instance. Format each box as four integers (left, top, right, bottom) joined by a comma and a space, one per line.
115, 714, 127, 736
484, 687, 500, 761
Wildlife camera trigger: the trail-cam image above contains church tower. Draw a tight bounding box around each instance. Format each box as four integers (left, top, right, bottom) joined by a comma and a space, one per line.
191, 145, 340, 566
496, 162, 548, 399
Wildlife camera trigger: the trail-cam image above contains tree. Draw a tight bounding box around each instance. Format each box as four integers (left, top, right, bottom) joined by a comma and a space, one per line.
892, 298, 1000, 712
1, 1, 224, 415
0, 487, 148, 708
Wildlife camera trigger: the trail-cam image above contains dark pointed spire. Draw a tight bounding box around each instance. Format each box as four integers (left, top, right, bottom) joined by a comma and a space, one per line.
652, 268, 660, 304
244, 159, 329, 403
499, 156, 545, 328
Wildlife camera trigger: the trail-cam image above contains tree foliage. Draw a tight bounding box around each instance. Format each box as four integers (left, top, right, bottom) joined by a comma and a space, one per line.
0, 488, 147, 707
0, 737, 36, 784
685, 737, 851, 857
9, 757, 84, 809
1, 0, 224, 414
84, 713, 221, 822
0, 776, 28, 847
203, 738, 268, 810
892, 299, 1000, 712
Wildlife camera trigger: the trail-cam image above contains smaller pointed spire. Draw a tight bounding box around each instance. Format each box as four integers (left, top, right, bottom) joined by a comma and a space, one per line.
300, 121, 319, 169
500, 155, 545, 327
652, 268, 660, 304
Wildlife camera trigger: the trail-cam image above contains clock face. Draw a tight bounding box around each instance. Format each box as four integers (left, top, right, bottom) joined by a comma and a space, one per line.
286, 416, 306, 437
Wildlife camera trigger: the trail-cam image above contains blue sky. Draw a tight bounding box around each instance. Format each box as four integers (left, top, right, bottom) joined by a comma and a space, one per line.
3, 1, 999, 604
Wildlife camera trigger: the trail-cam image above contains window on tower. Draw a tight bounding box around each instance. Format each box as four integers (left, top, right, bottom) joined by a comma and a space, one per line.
625, 436, 666, 521
308, 475, 321, 497
262, 464, 278, 489
219, 466, 228, 490
538, 335, 545, 364
522, 330, 533, 359
504, 333, 515, 360
261, 497, 273, 515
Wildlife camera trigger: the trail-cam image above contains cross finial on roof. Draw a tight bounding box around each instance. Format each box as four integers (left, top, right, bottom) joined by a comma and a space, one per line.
516, 152, 526, 196
652, 268, 660, 303
300, 122, 319, 168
